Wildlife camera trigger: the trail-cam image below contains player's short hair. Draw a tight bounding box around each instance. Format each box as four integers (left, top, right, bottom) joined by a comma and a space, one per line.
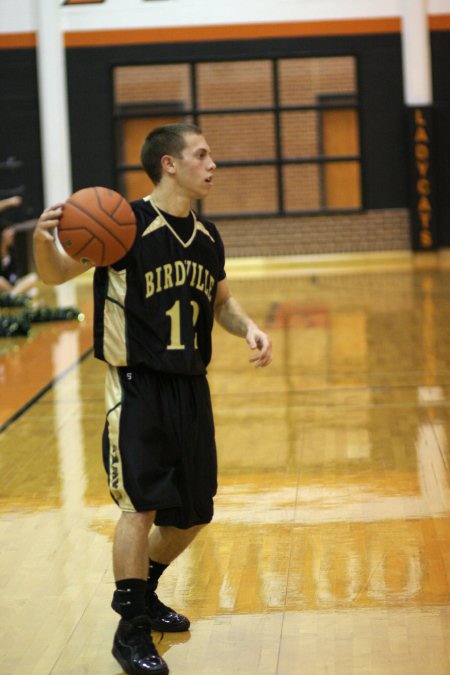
141, 123, 203, 184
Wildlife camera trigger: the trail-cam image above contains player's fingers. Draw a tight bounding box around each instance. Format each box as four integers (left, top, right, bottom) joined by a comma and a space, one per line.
37, 219, 58, 234
257, 338, 272, 357
34, 207, 63, 242
249, 352, 272, 367
38, 209, 59, 223
255, 345, 273, 366
45, 203, 64, 212
40, 206, 63, 225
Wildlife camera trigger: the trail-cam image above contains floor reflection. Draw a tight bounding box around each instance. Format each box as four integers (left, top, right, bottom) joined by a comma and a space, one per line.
0, 265, 450, 673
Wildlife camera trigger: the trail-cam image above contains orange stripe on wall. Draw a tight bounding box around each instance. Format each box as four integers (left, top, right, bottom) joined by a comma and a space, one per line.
1, 14, 449, 50
0, 32, 36, 49
429, 14, 450, 30
63, 18, 402, 47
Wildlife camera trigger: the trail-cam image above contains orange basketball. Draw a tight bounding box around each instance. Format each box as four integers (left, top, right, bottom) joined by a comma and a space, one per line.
58, 186, 137, 267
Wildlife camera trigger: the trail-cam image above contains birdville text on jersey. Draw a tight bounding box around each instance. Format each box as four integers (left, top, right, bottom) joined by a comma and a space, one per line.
145, 260, 216, 301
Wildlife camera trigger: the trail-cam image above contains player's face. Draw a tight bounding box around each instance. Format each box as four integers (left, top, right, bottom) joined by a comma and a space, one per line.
173, 134, 216, 199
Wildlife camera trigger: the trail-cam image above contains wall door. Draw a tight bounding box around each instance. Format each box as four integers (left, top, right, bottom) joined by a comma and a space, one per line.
321, 106, 361, 209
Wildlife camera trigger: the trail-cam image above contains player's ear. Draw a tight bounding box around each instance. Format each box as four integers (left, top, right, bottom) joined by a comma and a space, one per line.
161, 154, 176, 176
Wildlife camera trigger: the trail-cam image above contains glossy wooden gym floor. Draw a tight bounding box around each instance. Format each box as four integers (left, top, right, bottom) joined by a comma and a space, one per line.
0, 257, 449, 675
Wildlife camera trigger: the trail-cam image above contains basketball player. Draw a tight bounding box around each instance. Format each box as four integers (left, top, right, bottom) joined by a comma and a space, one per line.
33, 123, 272, 675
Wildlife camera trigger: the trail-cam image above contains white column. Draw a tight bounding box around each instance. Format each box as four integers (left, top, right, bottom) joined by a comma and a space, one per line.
36, 0, 72, 205
400, 0, 433, 105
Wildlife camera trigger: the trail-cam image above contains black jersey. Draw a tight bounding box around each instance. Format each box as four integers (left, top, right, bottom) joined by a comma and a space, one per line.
93, 197, 226, 375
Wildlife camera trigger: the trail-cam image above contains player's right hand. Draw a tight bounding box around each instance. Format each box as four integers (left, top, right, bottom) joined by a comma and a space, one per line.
34, 204, 64, 243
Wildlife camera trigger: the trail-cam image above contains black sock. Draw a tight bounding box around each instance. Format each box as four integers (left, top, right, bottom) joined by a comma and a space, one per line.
112, 578, 147, 620
147, 559, 169, 595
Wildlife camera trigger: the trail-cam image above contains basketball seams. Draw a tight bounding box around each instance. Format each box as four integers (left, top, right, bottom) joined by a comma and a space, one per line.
93, 187, 134, 225
72, 234, 105, 266
59, 227, 107, 265
64, 200, 132, 251
99, 188, 123, 219
102, 205, 135, 228
59, 186, 137, 266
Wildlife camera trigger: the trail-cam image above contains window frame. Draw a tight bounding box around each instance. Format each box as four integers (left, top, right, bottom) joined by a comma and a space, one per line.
113, 55, 363, 219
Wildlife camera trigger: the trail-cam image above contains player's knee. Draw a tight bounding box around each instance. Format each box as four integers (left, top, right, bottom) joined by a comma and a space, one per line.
120, 509, 155, 533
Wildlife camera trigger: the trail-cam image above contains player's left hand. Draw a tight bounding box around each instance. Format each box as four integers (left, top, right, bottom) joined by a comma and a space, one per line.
246, 326, 272, 367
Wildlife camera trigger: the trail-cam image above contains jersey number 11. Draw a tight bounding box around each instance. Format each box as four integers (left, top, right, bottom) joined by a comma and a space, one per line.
165, 299, 200, 350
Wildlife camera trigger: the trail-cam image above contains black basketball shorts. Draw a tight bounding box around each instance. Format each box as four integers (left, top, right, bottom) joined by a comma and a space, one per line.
102, 365, 218, 528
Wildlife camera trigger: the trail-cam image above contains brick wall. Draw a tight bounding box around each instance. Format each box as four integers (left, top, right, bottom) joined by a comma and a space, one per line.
114, 57, 360, 213
114, 59, 411, 256
215, 209, 411, 257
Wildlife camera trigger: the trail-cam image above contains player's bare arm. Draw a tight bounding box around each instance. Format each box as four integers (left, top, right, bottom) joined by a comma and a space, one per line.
0, 195, 22, 213
214, 278, 272, 367
33, 205, 93, 285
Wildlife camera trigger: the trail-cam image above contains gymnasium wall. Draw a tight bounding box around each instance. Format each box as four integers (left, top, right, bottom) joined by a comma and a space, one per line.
1, 0, 450, 33
431, 31, 450, 250
1, 2, 450, 256
113, 57, 360, 213
0, 48, 41, 222
62, 32, 410, 256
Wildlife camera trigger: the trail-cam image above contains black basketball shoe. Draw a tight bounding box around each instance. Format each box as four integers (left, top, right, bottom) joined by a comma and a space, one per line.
146, 592, 191, 632
112, 616, 169, 674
